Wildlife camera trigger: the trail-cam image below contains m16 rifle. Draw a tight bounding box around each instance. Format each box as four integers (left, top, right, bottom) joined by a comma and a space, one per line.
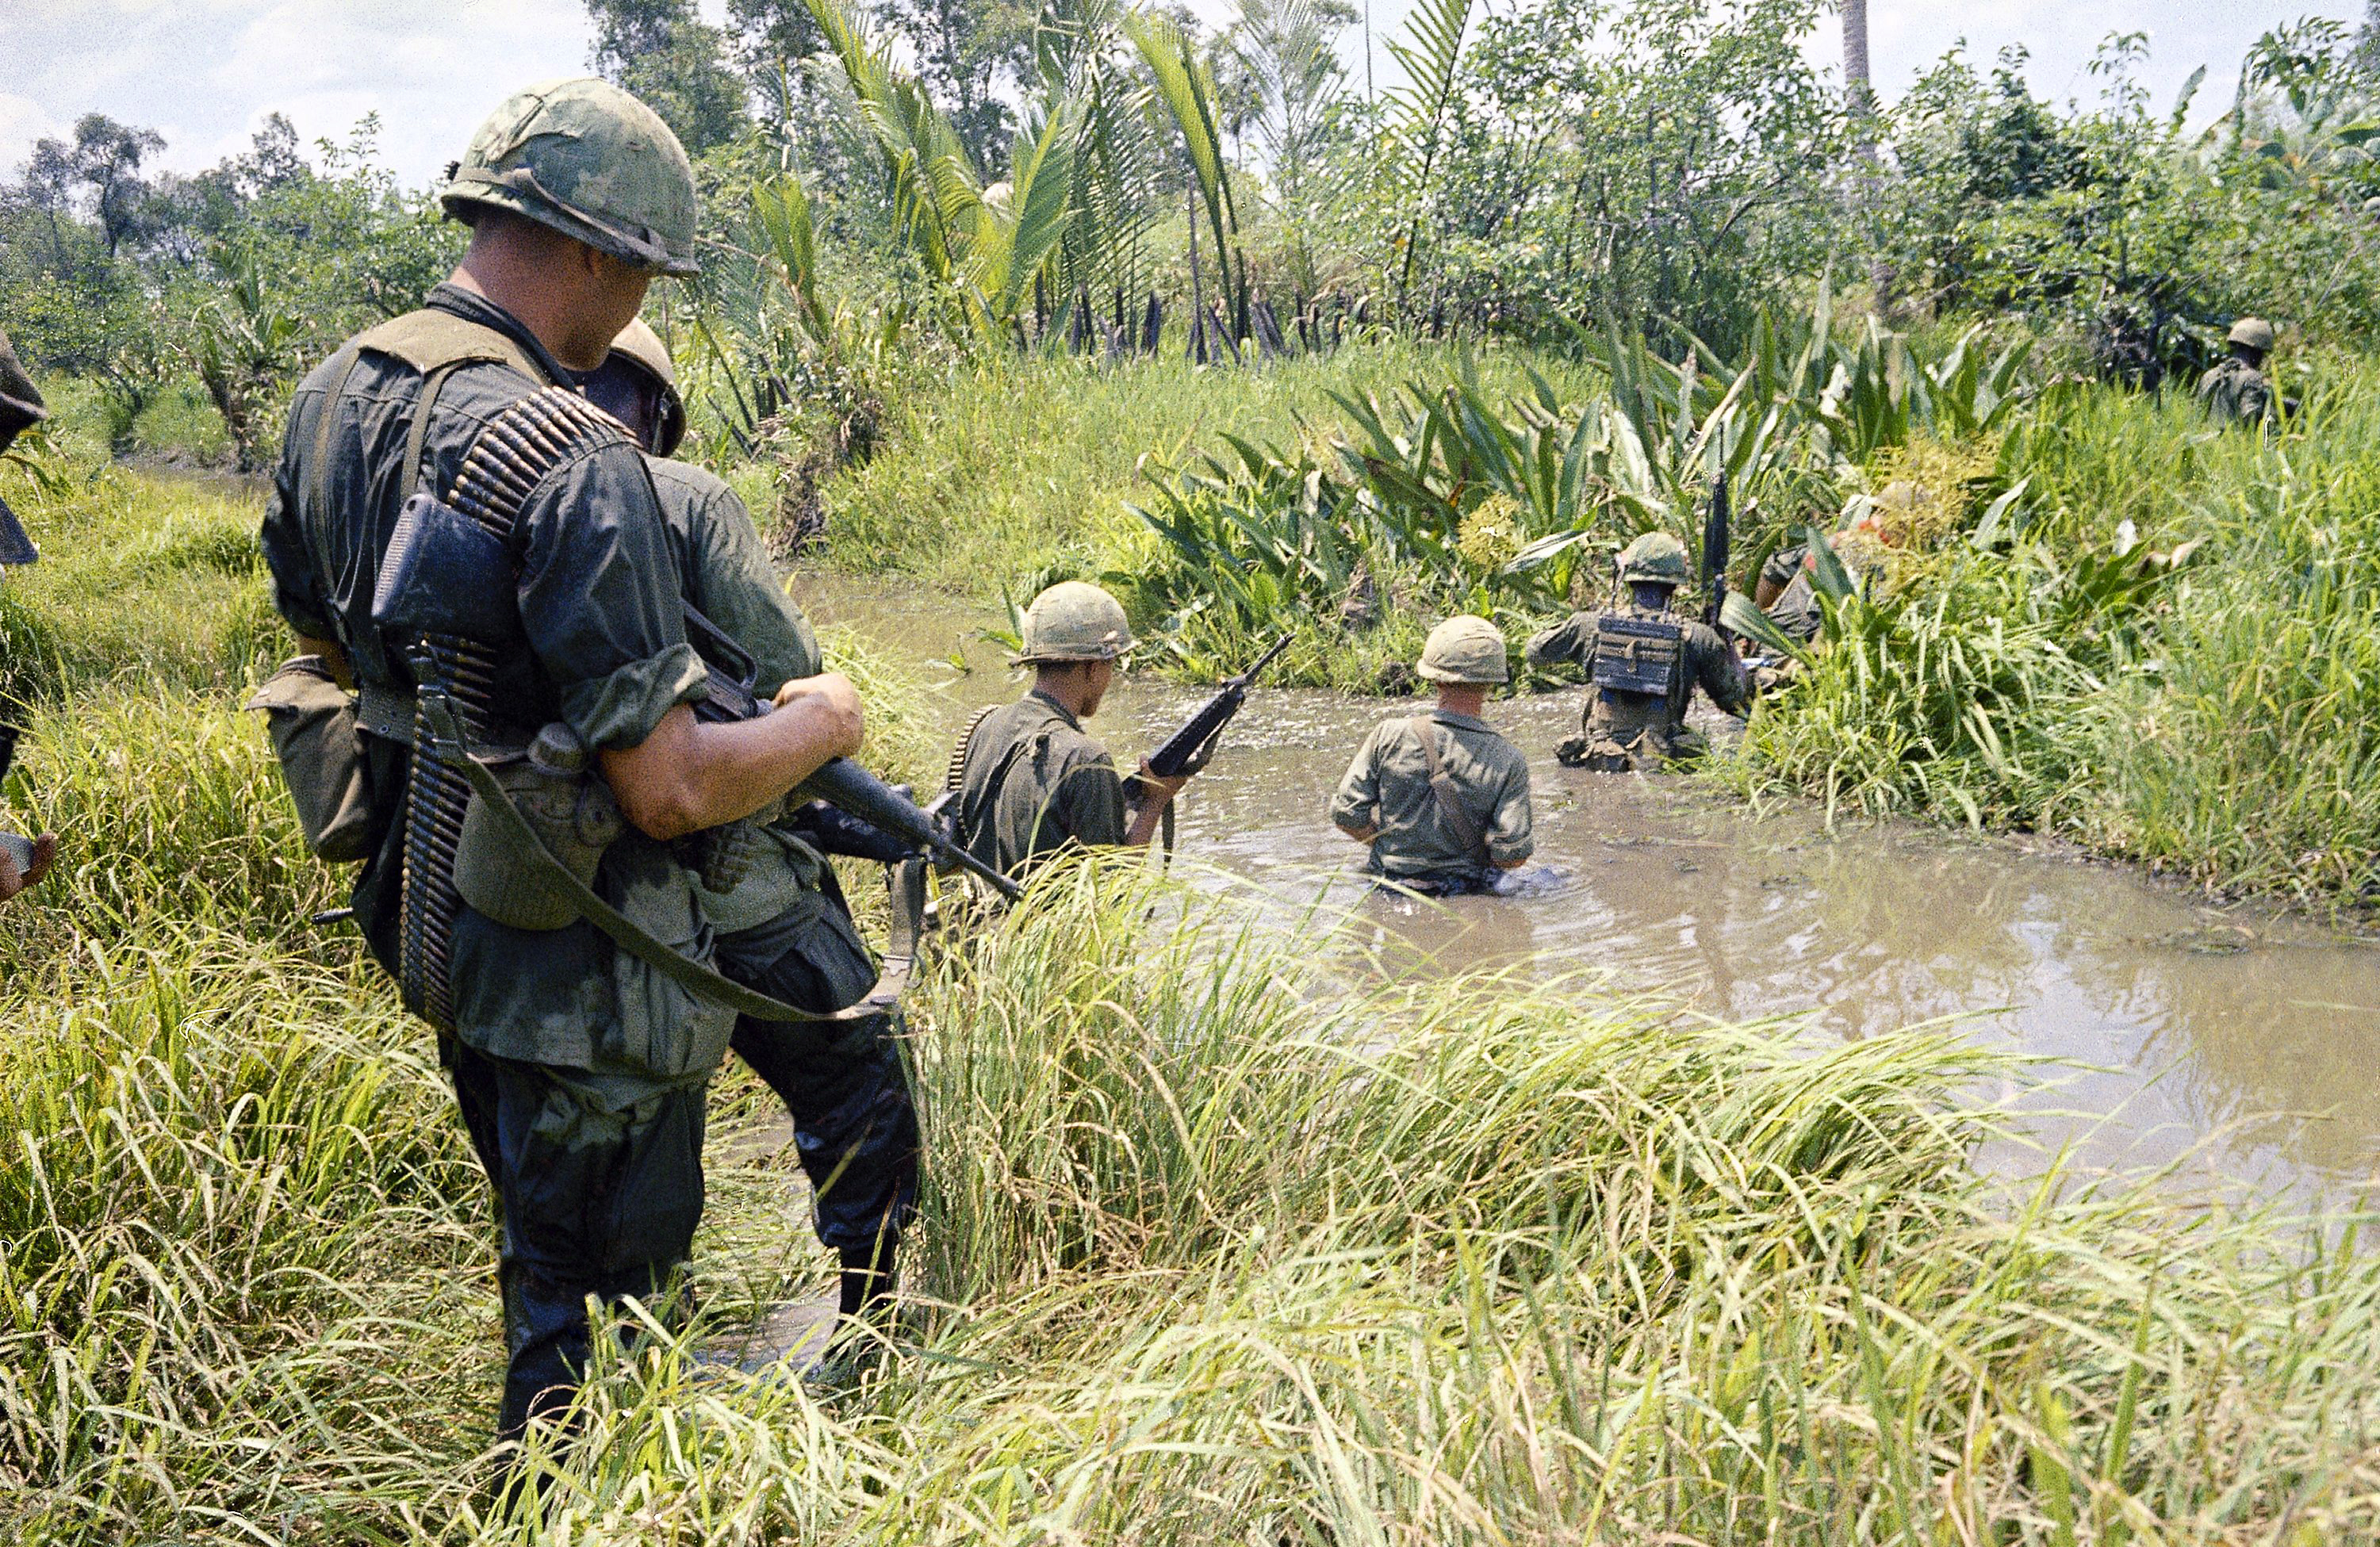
1700, 473, 1731, 642
1141, 632, 1293, 781
682, 607, 1024, 902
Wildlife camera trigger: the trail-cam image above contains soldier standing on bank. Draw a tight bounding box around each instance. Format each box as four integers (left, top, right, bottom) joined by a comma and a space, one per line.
948, 580, 1189, 882
0, 324, 57, 906
2198, 318, 2284, 427
586, 319, 917, 1351
1329, 615, 1534, 896
257, 78, 871, 1447
1527, 532, 1751, 772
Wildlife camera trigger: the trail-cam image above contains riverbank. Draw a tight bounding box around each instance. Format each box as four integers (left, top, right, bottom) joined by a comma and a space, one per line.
7, 461, 2380, 1541
784, 343, 2380, 914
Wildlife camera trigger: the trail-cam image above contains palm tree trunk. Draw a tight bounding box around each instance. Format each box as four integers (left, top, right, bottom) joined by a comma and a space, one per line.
1842, 0, 1894, 316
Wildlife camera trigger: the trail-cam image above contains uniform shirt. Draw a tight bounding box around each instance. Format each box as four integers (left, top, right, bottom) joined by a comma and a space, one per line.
1759, 545, 1822, 641
646, 457, 836, 933
2197, 358, 2272, 426
260, 283, 724, 1082
1329, 709, 1533, 886
1526, 605, 1753, 720
955, 690, 1129, 879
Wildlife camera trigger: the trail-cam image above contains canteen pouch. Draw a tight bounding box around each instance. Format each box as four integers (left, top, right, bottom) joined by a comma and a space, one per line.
246, 656, 374, 863
454, 722, 623, 931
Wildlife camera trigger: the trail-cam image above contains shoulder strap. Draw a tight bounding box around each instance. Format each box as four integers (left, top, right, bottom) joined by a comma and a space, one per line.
355, 308, 546, 381
1408, 714, 1489, 860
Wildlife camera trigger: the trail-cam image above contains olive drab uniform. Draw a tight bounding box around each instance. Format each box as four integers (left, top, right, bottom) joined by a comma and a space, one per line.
1329, 710, 1533, 894
2196, 358, 2273, 427
645, 456, 918, 1266
1527, 603, 1751, 771
1758, 545, 1822, 643
259, 285, 733, 1441
951, 690, 1131, 879
0, 325, 51, 900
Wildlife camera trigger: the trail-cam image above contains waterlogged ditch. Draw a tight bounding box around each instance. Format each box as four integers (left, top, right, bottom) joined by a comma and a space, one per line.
799, 573, 2380, 1194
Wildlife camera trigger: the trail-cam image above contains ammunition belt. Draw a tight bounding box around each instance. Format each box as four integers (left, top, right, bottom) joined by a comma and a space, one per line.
396, 387, 630, 1031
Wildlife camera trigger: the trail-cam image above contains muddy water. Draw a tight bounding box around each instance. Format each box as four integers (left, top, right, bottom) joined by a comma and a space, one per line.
796, 576, 2380, 1193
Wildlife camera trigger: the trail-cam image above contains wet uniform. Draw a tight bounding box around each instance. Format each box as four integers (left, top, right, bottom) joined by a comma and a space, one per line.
952, 690, 1131, 880
1329, 709, 1532, 894
646, 456, 918, 1266
261, 285, 734, 1438
1527, 602, 1750, 771
1758, 545, 1822, 642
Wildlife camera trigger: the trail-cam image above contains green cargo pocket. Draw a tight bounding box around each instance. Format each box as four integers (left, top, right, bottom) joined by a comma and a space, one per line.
244, 656, 375, 863
601, 836, 737, 1082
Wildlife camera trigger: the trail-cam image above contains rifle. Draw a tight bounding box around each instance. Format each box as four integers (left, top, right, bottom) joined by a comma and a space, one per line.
1143, 632, 1293, 780
1700, 473, 1732, 641
682, 606, 1024, 902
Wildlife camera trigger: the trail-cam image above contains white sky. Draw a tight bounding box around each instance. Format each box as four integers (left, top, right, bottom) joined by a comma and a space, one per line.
0, 0, 2362, 189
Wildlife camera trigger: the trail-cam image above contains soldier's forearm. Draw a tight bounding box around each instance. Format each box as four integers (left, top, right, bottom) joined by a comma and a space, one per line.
1335, 818, 1378, 844
603, 691, 862, 841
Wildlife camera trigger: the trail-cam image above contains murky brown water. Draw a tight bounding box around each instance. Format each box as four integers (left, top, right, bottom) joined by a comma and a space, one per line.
797, 576, 2380, 1194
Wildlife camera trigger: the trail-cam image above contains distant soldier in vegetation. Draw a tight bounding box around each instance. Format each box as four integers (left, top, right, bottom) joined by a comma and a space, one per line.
0, 324, 57, 906
255, 78, 871, 1449
949, 580, 1188, 880
1528, 532, 1750, 771
2198, 318, 2281, 427
588, 317, 917, 1360
1330, 615, 1533, 896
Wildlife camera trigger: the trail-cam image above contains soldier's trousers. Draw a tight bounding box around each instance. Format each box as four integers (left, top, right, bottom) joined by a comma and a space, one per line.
715, 887, 921, 1254
441, 1038, 708, 1443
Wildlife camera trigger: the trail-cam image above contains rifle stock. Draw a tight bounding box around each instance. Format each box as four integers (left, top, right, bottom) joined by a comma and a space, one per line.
684, 607, 1022, 901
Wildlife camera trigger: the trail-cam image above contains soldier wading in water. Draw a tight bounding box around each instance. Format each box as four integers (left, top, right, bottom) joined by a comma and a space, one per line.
255, 78, 906, 1453
949, 580, 1191, 882
1330, 615, 1534, 896
1527, 532, 1751, 772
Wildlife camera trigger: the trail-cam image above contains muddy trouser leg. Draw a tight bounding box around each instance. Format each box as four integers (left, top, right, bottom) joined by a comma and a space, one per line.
715, 891, 921, 1302
442, 1038, 708, 1444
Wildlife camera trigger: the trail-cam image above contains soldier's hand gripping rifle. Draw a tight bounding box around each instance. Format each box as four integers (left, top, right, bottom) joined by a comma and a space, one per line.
1138, 632, 1293, 783
682, 607, 1024, 902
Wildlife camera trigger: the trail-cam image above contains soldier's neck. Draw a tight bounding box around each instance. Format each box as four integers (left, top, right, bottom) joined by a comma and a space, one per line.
1435, 685, 1488, 718
446, 258, 617, 373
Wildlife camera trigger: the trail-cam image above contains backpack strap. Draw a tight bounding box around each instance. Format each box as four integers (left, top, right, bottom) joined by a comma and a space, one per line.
1407, 715, 1489, 861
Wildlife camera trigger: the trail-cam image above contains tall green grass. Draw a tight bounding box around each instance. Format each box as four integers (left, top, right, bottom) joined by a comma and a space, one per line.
468, 863, 2380, 1544
803, 339, 1598, 598
1738, 366, 2380, 908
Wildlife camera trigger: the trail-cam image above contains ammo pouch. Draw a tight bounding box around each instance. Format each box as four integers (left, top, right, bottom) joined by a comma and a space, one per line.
453, 722, 622, 931
246, 656, 374, 863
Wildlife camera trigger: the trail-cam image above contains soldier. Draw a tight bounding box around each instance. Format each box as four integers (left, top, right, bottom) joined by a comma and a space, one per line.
256, 78, 870, 1447
1329, 615, 1532, 896
2198, 318, 2278, 427
1528, 532, 1751, 771
587, 317, 916, 1354
0, 324, 57, 906
949, 580, 1187, 881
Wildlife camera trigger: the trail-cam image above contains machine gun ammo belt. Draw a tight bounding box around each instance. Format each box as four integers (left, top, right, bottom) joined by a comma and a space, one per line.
394, 386, 633, 1031
393, 385, 917, 1028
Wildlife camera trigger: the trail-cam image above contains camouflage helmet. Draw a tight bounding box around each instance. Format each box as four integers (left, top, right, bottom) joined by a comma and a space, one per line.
1416, 614, 1509, 684
596, 316, 688, 457
441, 78, 700, 276
1018, 581, 1135, 664
2227, 317, 2276, 352
1616, 530, 1690, 586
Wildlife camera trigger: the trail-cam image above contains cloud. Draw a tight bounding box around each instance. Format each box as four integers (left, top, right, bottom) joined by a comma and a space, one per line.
0, 0, 596, 183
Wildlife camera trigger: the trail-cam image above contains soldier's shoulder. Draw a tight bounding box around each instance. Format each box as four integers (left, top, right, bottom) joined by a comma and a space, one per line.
644, 456, 748, 518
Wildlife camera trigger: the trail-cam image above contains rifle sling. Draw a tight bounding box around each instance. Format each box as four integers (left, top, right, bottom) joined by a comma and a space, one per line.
1407, 715, 1490, 863
419, 692, 916, 1024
